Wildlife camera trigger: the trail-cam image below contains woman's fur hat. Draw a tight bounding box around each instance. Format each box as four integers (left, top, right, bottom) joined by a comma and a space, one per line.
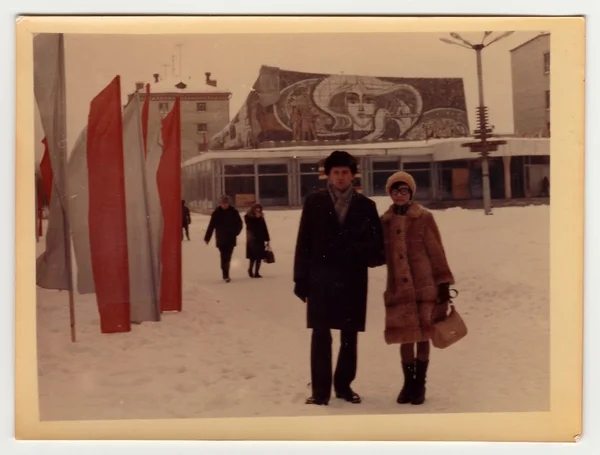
385, 171, 417, 195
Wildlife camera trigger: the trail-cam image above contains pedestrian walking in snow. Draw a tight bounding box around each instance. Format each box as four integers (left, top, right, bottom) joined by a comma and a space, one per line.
293, 150, 385, 406
182, 199, 191, 241
380, 171, 455, 405
204, 195, 243, 282
244, 203, 271, 278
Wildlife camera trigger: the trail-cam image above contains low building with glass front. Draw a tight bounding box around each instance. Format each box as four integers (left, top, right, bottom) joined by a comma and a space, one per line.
182, 137, 549, 213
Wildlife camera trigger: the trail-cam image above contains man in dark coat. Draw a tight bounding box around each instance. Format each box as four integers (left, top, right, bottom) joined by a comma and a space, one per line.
293, 150, 385, 406
204, 195, 243, 282
182, 200, 192, 241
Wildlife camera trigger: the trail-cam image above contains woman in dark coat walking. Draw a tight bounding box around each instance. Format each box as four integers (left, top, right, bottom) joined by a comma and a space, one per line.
244, 203, 271, 278
294, 150, 385, 406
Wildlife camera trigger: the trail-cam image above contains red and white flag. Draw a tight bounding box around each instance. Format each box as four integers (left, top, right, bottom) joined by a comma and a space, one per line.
37, 137, 54, 238
68, 78, 161, 332
34, 33, 73, 291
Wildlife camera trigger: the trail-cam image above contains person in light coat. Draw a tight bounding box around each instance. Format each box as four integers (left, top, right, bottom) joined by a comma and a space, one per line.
380, 171, 455, 405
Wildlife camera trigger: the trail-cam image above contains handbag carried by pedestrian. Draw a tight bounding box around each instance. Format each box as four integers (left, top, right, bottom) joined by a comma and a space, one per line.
263, 244, 275, 264
431, 289, 468, 349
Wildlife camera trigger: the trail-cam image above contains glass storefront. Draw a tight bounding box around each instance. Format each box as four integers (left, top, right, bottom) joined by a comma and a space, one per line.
223, 163, 256, 206
299, 162, 321, 202
372, 159, 400, 196
402, 161, 432, 200
258, 163, 289, 206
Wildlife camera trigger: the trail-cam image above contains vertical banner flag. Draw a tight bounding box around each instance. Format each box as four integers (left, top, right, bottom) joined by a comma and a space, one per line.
33, 33, 73, 291
86, 75, 131, 334
157, 98, 182, 312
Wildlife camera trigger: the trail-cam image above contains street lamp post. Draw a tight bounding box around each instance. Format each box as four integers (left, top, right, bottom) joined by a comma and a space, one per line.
440, 31, 514, 215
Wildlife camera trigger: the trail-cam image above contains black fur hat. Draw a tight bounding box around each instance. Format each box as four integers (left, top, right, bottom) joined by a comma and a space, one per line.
324, 150, 358, 176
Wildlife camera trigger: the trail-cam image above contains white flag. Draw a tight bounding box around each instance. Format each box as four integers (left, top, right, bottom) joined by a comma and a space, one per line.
34, 33, 73, 291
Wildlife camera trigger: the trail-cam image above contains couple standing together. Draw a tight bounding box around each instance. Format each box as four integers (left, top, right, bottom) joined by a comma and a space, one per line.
293, 150, 454, 407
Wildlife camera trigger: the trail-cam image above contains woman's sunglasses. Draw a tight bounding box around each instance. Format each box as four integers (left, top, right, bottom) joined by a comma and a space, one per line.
391, 188, 411, 196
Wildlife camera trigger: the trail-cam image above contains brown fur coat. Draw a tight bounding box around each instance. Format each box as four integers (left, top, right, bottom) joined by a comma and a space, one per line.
381, 202, 454, 344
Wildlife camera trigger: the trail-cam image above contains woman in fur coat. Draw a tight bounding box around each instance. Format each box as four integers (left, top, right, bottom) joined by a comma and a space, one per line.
380, 171, 455, 405
244, 203, 271, 278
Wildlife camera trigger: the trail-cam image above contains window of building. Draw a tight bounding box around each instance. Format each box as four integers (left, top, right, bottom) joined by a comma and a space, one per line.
223, 162, 256, 207
197, 102, 207, 112
543, 52, 550, 73
224, 164, 254, 175
197, 143, 207, 153
372, 159, 400, 196
547, 122, 551, 137
545, 90, 550, 110
258, 163, 289, 206
158, 102, 169, 112
299, 162, 321, 200
299, 162, 320, 174
224, 176, 255, 205
197, 123, 208, 133
401, 161, 432, 200
258, 163, 288, 174
528, 156, 550, 165
372, 160, 399, 171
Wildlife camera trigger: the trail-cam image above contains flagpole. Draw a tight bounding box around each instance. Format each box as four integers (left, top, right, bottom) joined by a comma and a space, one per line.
57, 34, 76, 342
35, 174, 40, 243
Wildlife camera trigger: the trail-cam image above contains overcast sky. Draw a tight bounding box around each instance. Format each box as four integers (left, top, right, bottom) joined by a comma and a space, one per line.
34, 31, 544, 162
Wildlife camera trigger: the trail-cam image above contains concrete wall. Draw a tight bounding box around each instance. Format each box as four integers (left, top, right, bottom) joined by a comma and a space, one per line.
179, 99, 230, 162
511, 34, 550, 137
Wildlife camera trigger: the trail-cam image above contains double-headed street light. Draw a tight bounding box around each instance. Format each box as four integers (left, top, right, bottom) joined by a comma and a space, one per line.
440, 31, 514, 215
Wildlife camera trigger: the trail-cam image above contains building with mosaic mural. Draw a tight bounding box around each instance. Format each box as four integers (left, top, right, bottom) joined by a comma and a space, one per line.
181, 65, 549, 213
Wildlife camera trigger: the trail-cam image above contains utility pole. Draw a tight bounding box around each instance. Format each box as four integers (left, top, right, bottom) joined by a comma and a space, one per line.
160, 63, 169, 78
176, 44, 183, 77
440, 31, 514, 215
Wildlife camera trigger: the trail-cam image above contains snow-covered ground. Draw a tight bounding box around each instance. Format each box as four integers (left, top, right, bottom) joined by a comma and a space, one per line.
35, 198, 550, 421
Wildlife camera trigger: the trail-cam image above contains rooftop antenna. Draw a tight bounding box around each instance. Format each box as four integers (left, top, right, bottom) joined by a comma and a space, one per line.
176, 44, 183, 78
160, 63, 169, 78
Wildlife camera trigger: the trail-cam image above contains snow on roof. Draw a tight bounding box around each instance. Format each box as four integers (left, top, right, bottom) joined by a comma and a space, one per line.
182, 136, 549, 167
147, 76, 230, 94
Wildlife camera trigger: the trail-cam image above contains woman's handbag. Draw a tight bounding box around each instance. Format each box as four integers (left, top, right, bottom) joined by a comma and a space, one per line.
431, 289, 467, 349
263, 244, 275, 264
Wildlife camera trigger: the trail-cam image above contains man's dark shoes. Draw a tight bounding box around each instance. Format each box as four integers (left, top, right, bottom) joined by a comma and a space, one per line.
305, 396, 329, 406
335, 389, 362, 404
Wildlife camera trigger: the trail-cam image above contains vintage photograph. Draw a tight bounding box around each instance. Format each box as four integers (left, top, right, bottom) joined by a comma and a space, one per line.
19, 18, 583, 441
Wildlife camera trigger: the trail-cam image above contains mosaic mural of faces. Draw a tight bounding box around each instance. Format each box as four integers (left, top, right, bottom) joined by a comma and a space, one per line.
210, 67, 470, 150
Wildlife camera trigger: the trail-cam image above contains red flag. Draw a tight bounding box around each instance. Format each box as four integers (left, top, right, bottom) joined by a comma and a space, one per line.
157, 97, 182, 312
40, 137, 54, 202
142, 84, 150, 157
36, 176, 44, 237
86, 75, 131, 333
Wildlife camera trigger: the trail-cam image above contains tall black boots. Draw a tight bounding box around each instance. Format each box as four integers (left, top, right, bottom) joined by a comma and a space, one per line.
397, 361, 416, 404
248, 260, 263, 278
411, 359, 429, 405
397, 359, 429, 405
